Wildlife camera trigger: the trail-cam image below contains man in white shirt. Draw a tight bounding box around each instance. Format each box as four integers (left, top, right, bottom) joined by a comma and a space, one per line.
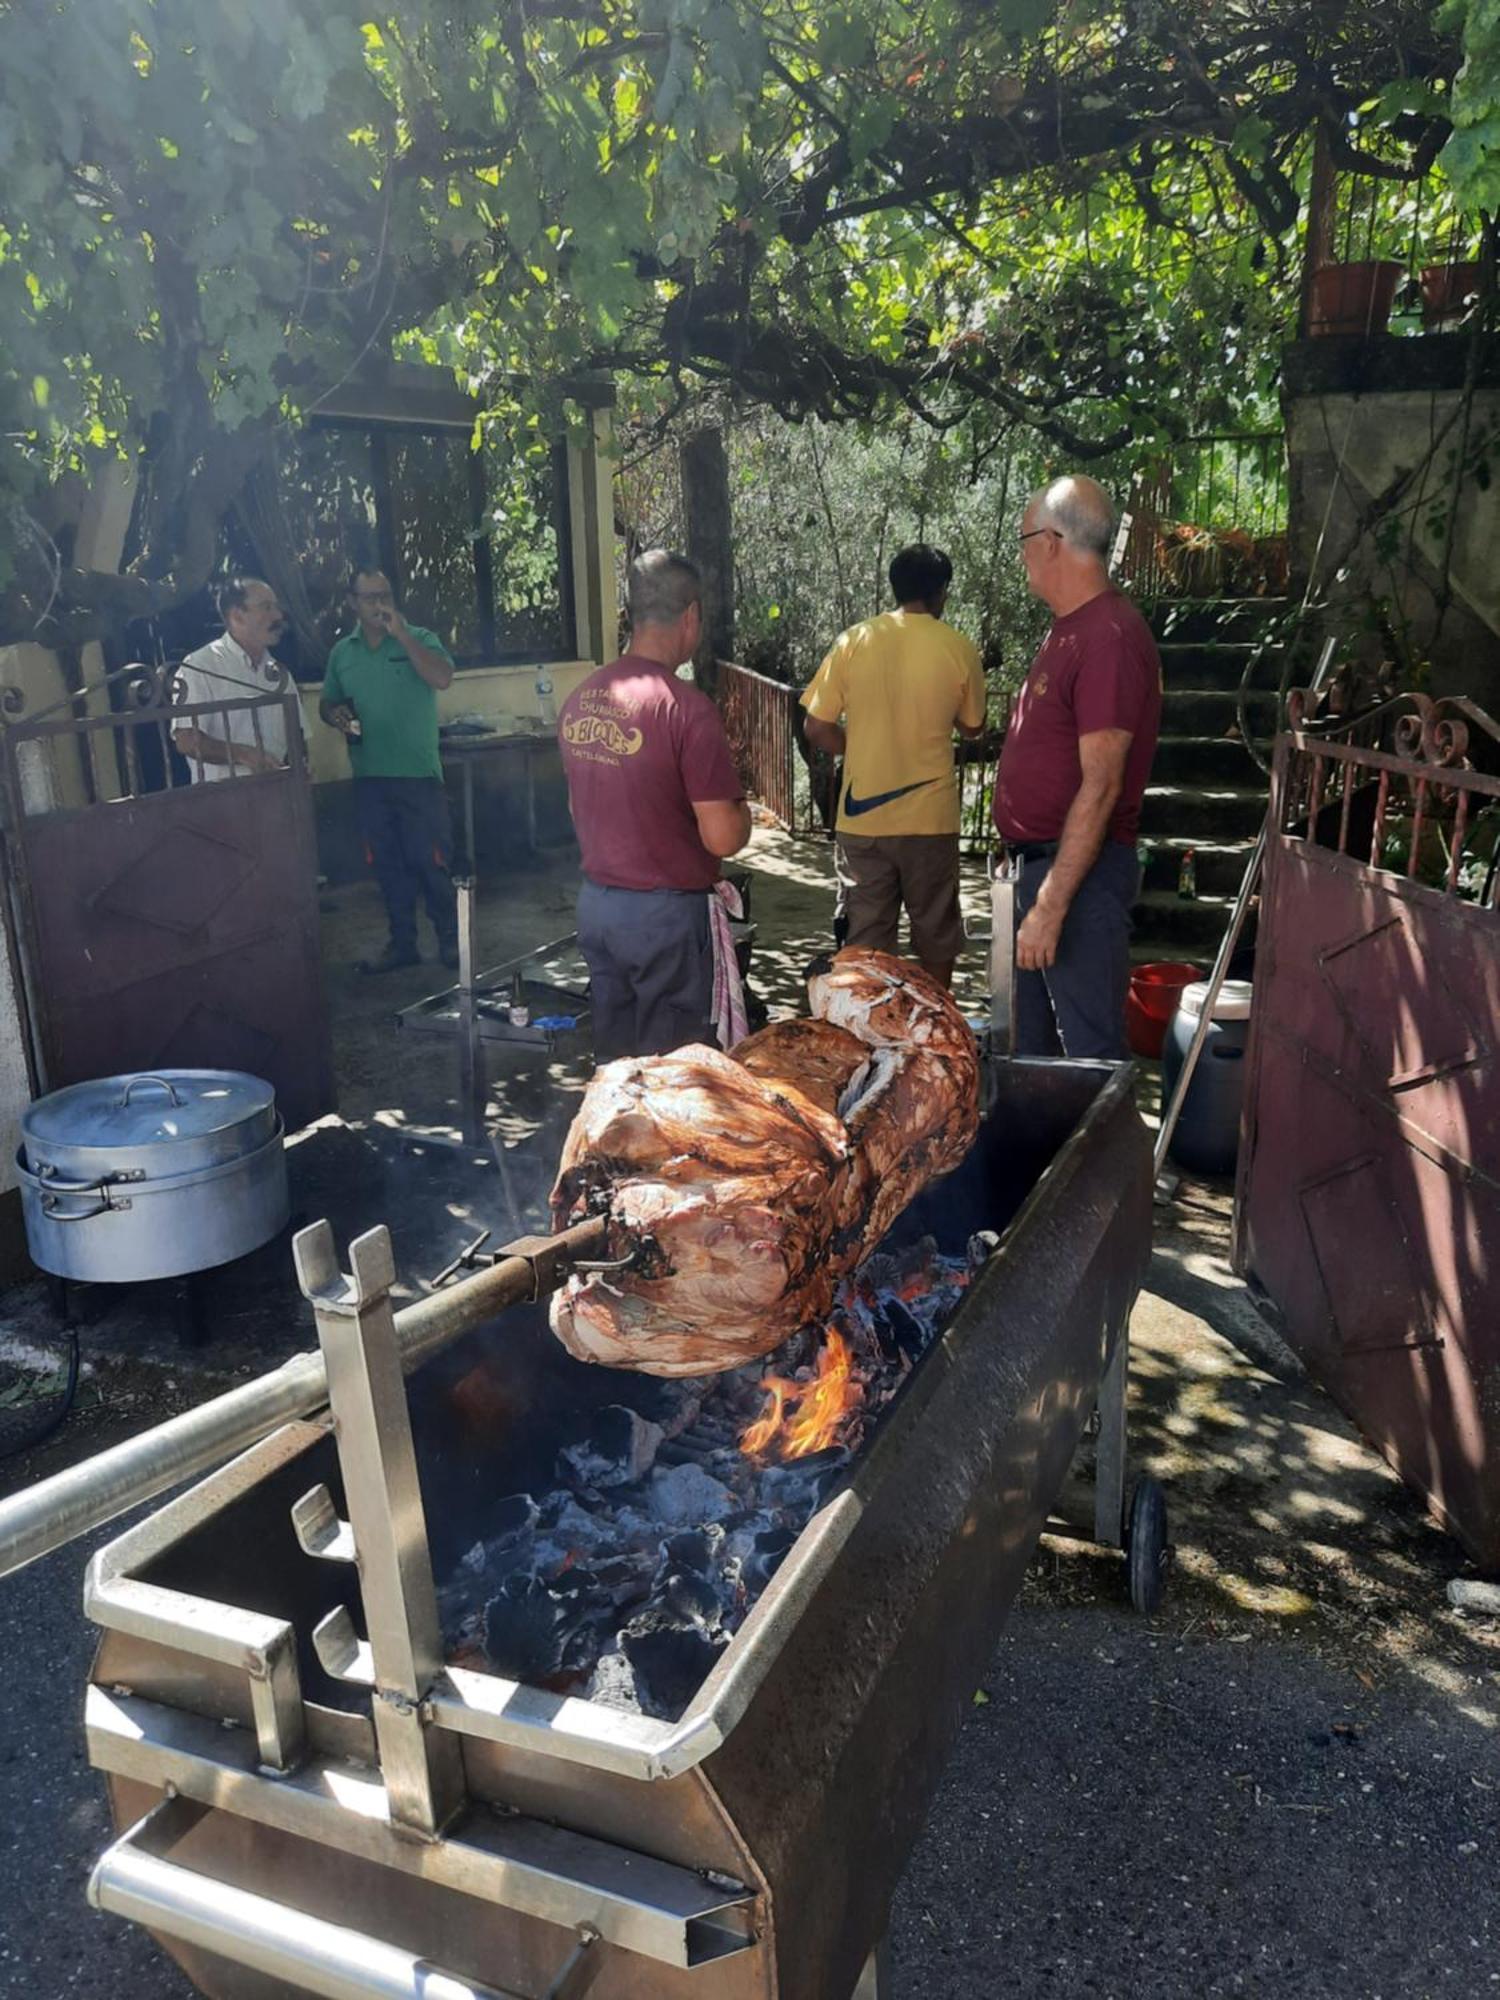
174, 577, 305, 780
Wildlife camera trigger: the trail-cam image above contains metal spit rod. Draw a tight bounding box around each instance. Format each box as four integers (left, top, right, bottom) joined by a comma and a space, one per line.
0, 1214, 607, 1582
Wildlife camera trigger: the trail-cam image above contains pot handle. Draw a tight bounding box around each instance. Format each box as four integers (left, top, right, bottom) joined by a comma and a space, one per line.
37, 1165, 112, 1195
118, 1074, 183, 1108
41, 1191, 113, 1221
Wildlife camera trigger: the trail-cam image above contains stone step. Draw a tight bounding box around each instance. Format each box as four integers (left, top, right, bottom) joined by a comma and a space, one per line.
1159, 641, 1270, 693
1152, 734, 1266, 785
1130, 889, 1236, 955
1138, 837, 1257, 898
1163, 686, 1280, 735
1139, 783, 1268, 842
1144, 597, 1291, 644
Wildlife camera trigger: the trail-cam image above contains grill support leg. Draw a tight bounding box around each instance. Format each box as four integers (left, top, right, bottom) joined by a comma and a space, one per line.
295, 1222, 465, 1838
853, 1937, 892, 1998
1093, 1329, 1128, 1551
454, 876, 487, 1149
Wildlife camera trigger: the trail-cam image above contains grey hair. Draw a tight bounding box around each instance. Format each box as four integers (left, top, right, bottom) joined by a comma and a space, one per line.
216, 575, 272, 618
1028, 477, 1116, 559
627, 549, 702, 628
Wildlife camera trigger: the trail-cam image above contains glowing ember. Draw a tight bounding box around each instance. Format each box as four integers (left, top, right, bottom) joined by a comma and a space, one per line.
740, 1329, 863, 1461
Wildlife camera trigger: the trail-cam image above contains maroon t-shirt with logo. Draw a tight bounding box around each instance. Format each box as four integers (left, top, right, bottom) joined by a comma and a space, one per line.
993, 590, 1163, 846
559, 655, 744, 892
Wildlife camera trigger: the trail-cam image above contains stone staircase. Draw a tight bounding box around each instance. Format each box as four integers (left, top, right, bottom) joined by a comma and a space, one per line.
1133, 598, 1287, 965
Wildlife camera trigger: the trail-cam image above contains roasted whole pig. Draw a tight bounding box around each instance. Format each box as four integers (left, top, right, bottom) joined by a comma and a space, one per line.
548, 950, 980, 1374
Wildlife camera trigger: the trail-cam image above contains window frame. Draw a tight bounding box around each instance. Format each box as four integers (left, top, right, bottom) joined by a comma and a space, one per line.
307, 414, 578, 671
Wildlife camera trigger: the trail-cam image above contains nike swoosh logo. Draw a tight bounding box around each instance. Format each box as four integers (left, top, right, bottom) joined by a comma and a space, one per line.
842, 778, 939, 817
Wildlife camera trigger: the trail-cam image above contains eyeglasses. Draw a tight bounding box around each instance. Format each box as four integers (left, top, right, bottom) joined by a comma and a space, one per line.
354, 590, 394, 605
1017, 528, 1059, 546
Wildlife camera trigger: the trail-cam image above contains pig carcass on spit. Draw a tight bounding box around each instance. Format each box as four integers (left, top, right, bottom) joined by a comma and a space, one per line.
548, 949, 980, 1375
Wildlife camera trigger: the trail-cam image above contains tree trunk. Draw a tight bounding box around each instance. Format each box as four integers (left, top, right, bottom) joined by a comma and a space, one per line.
1298, 122, 1338, 338
680, 425, 734, 695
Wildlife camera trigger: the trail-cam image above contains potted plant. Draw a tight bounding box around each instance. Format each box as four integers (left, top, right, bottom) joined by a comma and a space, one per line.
1419, 258, 1484, 327
1307, 259, 1406, 336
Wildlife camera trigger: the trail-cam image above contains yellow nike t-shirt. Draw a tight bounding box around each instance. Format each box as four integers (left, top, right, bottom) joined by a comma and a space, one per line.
801, 610, 986, 836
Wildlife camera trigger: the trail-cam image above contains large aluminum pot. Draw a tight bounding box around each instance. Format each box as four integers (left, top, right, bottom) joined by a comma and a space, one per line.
17, 1071, 289, 1283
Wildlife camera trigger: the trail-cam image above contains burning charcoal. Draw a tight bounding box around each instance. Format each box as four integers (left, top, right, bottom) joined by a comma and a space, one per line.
482, 1569, 603, 1686
489, 1492, 541, 1549
438, 1494, 541, 1625
646, 1462, 734, 1529
620, 1622, 728, 1720
559, 1405, 665, 1490
742, 1523, 796, 1594
587, 1648, 642, 1715
536, 1494, 615, 1564
586, 1551, 659, 1617
662, 1524, 724, 1575
874, 1294, 927, 1357
967, 1229, 1001, 1270
757, 1451, 847, 1512
619, 1542, 733, 1720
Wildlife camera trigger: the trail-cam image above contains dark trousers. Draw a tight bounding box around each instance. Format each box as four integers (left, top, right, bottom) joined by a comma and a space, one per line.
1014, 841, 1140, 1060
577, 879, 714, 1063
356, 777, 456, 953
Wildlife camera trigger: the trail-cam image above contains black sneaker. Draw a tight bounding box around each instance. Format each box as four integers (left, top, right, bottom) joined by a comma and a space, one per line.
359, 944, 421, 976
439, 941, 460, 972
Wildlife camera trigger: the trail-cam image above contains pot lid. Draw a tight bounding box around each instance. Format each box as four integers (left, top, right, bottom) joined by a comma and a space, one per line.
23, 1070, 276, 1150
1179, 980, 1253, 1023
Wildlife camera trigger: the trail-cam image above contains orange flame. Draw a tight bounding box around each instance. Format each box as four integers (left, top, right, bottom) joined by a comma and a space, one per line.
741, 1329, 863, 1462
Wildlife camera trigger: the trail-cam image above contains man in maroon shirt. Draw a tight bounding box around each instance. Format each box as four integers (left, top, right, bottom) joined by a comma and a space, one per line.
993, 476, 1162, 1059
558, 550, 750, 1060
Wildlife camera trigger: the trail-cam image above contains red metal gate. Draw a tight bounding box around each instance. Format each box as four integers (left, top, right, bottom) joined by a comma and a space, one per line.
0, 663, 334, 1133
1235, 691, 1500, 1563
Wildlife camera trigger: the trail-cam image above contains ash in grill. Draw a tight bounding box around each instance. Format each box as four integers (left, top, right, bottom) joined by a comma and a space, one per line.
438, 1238, 972, 1719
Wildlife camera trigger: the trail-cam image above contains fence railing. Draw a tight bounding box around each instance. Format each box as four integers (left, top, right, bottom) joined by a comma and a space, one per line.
1280, 688, 1500, 906
718, 660, 827, 833
717, 658, 1000, 849
1117, 431, 1289, 600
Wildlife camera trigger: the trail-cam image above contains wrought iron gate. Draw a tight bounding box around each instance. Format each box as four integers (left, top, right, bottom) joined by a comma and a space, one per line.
1234, 690, 1500, 1562
0, 662, 334, 1133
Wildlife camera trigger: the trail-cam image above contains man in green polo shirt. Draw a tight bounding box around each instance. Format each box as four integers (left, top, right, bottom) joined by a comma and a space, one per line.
320, 567, 459, 974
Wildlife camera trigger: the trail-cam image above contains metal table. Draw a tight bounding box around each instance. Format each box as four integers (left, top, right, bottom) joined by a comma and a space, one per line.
439, 727, 554, 868
395, 880, 590, 1223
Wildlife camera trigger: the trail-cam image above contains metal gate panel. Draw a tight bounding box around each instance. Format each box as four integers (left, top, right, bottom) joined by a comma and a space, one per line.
1, 667, 334, 1135
1236, 696, 1500, 1565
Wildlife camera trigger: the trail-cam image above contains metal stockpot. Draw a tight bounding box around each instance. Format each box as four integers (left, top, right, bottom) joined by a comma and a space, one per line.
17, 1071, 289, 1283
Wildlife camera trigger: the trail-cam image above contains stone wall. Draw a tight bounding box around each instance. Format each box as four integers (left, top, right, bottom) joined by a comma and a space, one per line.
1283, 334, 1500, 713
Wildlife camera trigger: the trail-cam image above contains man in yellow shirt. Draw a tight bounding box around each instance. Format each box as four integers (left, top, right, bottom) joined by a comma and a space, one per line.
801, 545, 988, 989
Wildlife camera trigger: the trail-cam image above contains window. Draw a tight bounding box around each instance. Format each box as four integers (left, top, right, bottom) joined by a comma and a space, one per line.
197, 418, 575, 679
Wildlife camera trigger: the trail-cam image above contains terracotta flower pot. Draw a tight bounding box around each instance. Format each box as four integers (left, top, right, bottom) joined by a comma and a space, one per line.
1306, 260, 1404, 337
1420, 263, 1482, 328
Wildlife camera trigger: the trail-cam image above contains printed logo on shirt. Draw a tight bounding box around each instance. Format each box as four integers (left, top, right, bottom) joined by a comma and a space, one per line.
561, 710, 644, 756
842, 777, 938, 817
1033, 671, 1049, 699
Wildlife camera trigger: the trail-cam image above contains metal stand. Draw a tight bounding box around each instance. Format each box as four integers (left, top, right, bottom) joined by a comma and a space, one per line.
293, 1222, 465, 1838
987, 855, 1021, 1055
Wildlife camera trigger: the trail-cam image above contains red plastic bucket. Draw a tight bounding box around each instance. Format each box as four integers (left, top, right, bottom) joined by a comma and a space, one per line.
1127, 961, 1202, 1059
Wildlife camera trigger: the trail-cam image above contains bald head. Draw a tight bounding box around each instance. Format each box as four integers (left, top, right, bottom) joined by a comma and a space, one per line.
1019, 474, 1118, 616
1027, 476, 1117, 559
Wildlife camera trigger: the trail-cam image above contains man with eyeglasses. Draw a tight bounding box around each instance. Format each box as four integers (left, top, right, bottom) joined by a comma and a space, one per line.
320, 567, 459, 974
995, 477, 1162, 1058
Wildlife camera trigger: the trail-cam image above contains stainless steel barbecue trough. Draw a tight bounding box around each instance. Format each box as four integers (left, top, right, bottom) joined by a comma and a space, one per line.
1, 1046, 1158, 2000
